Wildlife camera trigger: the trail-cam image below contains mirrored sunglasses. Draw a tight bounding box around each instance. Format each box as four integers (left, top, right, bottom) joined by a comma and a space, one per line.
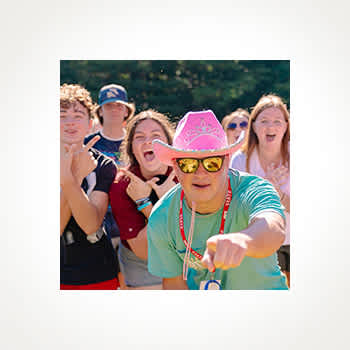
227, 121, 248, 130
176, 156, 225, 174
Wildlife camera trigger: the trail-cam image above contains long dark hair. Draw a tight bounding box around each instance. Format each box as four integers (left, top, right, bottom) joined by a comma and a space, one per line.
119, 109, 175, 168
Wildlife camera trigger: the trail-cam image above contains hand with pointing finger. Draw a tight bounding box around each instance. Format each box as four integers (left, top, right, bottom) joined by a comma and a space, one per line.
201, 233, 251, 273
147, 170, 177, 199
119, 168, 152, 202
71, 135, 100, 184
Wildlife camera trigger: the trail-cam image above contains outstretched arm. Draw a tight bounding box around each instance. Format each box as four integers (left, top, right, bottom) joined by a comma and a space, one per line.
201, 211, 285, 272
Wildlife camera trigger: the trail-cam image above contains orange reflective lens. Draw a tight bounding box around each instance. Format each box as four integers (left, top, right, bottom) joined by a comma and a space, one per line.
176, 156, 224, 173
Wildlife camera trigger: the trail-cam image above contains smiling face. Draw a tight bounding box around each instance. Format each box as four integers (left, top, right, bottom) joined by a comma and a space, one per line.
252, 107, 287, 150
132, 119, 169, 179
60, 101, 92, 145
226, 115, 249, 144
173, 155, 229, 214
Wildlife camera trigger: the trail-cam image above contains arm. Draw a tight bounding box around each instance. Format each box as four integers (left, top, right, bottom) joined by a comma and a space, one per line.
61, 136, 105, 235
127, 225, 148, 260
60, 190, 71, 235
280, 192, 290, 212
202, 211, 285, 272
162, 275, 189, 290
62, 176, 109, 235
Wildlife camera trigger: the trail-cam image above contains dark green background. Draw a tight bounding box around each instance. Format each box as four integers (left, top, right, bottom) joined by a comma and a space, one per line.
60, 60, 290, 122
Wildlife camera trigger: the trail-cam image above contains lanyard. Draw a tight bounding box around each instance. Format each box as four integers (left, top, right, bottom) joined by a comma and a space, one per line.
179, 179, 232, 261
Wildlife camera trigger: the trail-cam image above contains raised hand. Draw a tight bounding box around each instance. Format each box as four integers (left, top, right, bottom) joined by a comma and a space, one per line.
147, 170, 176, 199
71, 135, 100, 184
118, 168, 152, 202
266, 163, 289, 195
60, 143, 76, 186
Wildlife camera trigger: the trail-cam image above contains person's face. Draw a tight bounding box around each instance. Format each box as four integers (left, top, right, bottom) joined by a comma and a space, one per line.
132, 119, 169, 175
100, 102, 128, 124
253, 107, 287, 149
226, 115, 249, 144
173, 155, 229, 212
60, 101, 92, 145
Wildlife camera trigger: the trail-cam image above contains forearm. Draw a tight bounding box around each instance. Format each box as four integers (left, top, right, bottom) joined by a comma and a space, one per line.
60, 190, 72, 235
239, 212, 285, 258
61, 178, 103, 235
280, 192, 290, 212
127, 226, 148, 260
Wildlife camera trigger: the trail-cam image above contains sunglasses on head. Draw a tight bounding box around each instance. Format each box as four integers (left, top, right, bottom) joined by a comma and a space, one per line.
176, 156, 225, 174
227, 121, 248, 130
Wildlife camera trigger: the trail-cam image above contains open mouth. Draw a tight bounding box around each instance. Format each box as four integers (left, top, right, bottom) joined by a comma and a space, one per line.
266, 134, 276, 142
144, 150, 155, 162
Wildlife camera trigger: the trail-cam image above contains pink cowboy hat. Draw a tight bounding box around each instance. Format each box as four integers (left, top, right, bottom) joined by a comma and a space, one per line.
152, 110, 244, 166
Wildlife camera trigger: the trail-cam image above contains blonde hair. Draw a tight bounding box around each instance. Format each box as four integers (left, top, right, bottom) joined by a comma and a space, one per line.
221, 108, 250, 132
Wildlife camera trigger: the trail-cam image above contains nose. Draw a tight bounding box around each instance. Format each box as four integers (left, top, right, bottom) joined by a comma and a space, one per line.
63, 117, 75, 125
194, 161, 207, 175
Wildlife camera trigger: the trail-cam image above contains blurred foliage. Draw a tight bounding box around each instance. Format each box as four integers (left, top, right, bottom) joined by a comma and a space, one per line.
60, 60, 289, 122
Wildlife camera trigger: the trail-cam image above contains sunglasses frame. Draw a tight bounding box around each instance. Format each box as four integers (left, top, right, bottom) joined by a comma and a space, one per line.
176, 156, 226, 174
227, 121, 248, 130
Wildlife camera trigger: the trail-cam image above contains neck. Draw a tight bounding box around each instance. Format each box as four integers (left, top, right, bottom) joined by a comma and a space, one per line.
185, 180, 228, 214
101, 124, 125, 139
257, 146, 282, 166
139, 163, 168, 180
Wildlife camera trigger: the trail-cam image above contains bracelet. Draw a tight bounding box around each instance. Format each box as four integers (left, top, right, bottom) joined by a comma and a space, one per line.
137, 201, 152, 211
135, 197, 150, 205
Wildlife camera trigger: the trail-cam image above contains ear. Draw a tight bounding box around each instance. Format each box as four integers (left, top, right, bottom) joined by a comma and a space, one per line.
88, 118, 93, 129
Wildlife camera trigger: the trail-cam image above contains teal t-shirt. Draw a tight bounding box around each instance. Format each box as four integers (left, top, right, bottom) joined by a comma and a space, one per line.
147, 169, 288, 290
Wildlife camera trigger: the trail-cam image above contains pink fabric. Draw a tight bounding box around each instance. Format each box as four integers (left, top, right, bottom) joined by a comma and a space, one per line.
153, 110, 244, 166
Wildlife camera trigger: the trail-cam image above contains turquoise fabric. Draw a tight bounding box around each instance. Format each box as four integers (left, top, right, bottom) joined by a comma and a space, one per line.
147, 169, 288, 290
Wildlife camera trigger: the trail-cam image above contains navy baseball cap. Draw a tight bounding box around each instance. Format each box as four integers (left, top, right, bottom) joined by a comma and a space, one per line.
96, 84, 135, 122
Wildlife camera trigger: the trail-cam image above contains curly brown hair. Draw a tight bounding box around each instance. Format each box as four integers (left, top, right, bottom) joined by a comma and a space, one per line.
119, 109, 176, 168
242, 94, 290, 171
60, 83, 97, 119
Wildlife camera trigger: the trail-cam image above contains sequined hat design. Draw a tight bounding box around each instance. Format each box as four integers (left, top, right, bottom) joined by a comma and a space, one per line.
152, 110, 243, 166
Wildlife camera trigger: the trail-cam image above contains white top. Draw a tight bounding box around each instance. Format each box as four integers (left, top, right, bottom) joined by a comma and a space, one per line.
230, 148, 290, 245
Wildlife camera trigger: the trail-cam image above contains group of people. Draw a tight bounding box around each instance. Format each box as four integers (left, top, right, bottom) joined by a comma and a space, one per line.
60, 81, 290, 290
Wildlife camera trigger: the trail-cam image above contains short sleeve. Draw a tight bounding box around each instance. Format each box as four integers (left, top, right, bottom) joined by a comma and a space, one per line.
93, 151, 117, 193
147, 199, 184, 278
109, 179, 146, 240
238, 174, 286, 224
230, 151, 247, 171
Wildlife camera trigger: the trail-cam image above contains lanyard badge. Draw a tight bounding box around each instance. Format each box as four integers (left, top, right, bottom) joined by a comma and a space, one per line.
199, 272, 222, 290
179, 178, 232, 289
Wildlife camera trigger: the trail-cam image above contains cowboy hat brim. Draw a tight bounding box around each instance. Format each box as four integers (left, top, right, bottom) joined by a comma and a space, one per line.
152, 136, 244, 167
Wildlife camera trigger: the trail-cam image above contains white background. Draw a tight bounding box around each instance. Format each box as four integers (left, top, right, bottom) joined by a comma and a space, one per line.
1, 0, 349, 349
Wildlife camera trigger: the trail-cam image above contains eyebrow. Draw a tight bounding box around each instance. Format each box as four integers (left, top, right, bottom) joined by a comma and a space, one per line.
134, 128, 162, 135
60, 108, 86, 114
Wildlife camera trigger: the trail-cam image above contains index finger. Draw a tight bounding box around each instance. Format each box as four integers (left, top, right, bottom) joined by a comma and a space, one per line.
119, 168, 143, 182
85, 135, 100, 151
165, 170, 176, 183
